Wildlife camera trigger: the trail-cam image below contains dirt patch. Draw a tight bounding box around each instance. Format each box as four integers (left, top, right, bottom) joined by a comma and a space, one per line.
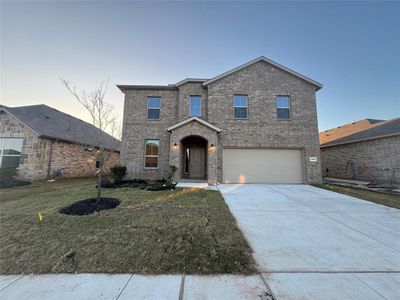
59, 198, 120, 216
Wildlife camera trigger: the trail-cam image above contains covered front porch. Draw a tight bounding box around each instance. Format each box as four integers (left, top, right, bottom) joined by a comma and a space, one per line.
167, 117, 221, 185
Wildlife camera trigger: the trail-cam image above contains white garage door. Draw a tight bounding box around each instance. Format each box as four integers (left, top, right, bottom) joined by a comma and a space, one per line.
223, 148, 304, 184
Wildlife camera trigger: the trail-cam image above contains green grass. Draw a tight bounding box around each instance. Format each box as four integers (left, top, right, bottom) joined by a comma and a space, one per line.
313, 184, 400, 209
0, 178, 255, 275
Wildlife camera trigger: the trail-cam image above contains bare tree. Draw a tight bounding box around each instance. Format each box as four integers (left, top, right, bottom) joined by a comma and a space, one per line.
61, 79, 119, 203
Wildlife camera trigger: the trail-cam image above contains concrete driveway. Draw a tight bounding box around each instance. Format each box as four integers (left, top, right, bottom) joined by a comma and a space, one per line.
219, 184, 400, 299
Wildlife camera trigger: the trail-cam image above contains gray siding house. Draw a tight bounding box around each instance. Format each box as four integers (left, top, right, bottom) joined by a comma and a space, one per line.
118, 57, 322, 185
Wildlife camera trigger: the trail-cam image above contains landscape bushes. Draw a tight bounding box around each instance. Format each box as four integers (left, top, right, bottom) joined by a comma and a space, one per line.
101, 164, 177, 191
101, 178, 176, 191
0, 167, 30, 189
109, 165, 127, 184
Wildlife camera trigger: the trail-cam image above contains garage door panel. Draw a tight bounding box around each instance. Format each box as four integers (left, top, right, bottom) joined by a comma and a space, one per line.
223, 149, 303, 184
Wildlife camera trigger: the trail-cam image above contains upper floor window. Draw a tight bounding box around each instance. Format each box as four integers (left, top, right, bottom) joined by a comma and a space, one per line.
0, 138, 23, 169
189, 96, 201, 117
233, 95, 248, 119
147, 97, 161, 119
276, 96, 291, 119
145, 139, 159, 168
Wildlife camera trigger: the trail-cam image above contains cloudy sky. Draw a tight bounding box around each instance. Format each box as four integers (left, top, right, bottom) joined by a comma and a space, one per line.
1, 1, 399, 131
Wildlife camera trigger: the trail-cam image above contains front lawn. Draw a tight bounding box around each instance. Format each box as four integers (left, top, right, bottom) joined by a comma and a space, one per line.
313, 184, 400, 209
0, 178, 255, 274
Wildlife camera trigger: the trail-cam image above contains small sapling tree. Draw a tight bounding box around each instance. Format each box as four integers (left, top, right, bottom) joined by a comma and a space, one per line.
61, 79, 120, 203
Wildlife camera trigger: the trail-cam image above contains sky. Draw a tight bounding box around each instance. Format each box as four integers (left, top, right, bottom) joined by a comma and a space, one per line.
1, 1, 399, 131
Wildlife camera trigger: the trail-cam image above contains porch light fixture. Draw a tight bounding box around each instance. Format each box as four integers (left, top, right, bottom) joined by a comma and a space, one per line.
173, 143, 178, 149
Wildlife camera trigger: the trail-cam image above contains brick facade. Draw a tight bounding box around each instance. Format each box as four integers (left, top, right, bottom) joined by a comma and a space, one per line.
321, 136, 400, 186
0, 111, 42, 179
121, 89, 178, 180
207, 61, 321, 183
120, 59, 322, 184
0, 111, 119, 181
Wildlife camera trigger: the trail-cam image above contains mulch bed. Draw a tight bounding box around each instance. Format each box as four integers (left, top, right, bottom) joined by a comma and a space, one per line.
59, 198, 120, 216
100, 178, 176, 191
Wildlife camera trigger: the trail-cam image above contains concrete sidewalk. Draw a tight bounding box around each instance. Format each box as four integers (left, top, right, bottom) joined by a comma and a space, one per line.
0, 273, 273, 300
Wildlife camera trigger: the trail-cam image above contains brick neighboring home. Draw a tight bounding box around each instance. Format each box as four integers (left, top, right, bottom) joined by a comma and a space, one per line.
320, 118, 400, 186
118, 56, 323, 185
0, 104, 120, 182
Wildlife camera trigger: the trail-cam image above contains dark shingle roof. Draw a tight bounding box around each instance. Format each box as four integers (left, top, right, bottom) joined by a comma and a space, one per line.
321, 118, 400, 148
1, 104, 120, 151
319, 118, 385, 145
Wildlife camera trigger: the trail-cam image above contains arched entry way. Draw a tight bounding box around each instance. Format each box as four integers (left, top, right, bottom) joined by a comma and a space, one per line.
181, 136, 207, 179
167, 117, 221, 184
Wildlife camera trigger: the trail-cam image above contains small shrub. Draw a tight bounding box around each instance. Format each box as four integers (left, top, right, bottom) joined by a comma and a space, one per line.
109, 165, 127, 183
131, 179, 147, 184
98, 178, 117, 188
0, 167, 18, 184
145, 181, 176, 191
52, 169, 62, 179
168, 165, 178, 182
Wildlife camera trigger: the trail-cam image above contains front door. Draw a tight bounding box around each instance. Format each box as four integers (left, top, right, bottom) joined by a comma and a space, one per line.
190, 147, 206, 178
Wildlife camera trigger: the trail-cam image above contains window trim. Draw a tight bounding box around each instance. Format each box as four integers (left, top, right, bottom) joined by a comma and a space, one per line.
233, 94, 249, 119
0, 137, 23, 169
144, 139, 160, 169
189, 95, 202, 117
147, 97, 161, 120
276, 95, 291, 120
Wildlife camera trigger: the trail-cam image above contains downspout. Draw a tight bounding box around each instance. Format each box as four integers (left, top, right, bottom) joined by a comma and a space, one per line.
46, 141, 54, 180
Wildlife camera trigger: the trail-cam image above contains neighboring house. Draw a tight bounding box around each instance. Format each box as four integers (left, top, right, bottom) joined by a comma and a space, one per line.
0, 104, 120, 181
118, 56, 323, 185
319, 118, 385, 145
320, 118, 400, 186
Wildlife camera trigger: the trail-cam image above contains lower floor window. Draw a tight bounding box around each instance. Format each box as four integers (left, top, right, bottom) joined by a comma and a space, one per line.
0, 138, 23, 169
145, 139, 159, 168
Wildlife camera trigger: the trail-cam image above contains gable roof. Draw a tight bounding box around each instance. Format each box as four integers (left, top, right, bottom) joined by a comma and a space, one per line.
203, 56, 323, 90
117, 56, 322, 92
319, 119, 385, 145
321, 118, 400, 148
167, 116, 222, 133
0, 104, 120, 151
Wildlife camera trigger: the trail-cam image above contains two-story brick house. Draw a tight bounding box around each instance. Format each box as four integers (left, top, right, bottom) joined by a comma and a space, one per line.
118, 57, 322, 185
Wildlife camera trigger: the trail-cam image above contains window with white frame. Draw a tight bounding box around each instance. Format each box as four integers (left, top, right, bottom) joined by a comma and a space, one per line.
147, 97, 161, 119
189, 96, 201, 117
0, 138, 23, 169
233, 95, 248, 118
145, 139, 159, 168
276, 96, 291, 119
